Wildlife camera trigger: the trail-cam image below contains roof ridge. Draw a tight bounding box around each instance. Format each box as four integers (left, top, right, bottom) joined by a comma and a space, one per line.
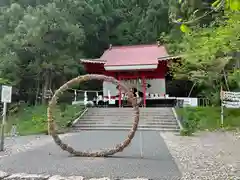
109, 44, 163, 49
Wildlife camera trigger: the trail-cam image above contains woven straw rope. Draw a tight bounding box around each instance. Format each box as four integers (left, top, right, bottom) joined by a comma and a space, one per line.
47, 74, 140, 157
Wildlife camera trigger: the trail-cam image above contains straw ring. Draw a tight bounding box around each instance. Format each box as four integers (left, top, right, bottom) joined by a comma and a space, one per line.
47, 74, 140, 157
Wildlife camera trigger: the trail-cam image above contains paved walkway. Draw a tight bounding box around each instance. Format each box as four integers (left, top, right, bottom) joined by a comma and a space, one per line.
0, 131, 181, 180
2, 131, 239, 180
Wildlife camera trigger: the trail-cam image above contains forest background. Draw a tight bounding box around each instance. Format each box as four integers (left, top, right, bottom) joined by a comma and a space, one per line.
0, 0, 239, 106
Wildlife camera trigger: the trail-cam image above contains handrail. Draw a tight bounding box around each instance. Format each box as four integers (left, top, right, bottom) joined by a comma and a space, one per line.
69, 88, 103, 93
71, 108, 89, 126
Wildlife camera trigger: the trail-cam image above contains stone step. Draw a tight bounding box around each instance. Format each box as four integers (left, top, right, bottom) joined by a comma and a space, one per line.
87, 108, 173, 111
71, 126, 180, 132
87, 113, 174, 115
86, 110, 173, 113
85, 113, 173, 117
75, 121, 178, 125
73, 124, 179, 129
71, 107, 180, 132
79, 118, 176, 121
84, 114, 174, 117
78, 118, 177, 124
88, 107, 172, 109
86, 109, 173, 112
74, 124, 177, 128
82, 114, 176, 118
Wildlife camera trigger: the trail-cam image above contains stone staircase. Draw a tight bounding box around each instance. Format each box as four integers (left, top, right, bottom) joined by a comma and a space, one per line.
71, 107, 180, 132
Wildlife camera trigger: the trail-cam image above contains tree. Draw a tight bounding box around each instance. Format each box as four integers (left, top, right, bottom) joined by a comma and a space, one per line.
0, 0, 173, 104
0, 2, 85, 104
167, 7, 240, 104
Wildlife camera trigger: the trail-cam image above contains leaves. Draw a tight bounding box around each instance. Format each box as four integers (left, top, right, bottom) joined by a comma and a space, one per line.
230, 0, 240, 10
212, 0, 221, 8
0, 0, 174, 103
180, 24, 191, 33
168, 10, 240, 104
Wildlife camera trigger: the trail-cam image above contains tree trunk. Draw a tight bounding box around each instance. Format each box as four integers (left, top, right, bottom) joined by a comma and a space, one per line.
35, 73, 40, 106
223, 69, 230, 91
188, 81, 197, 97
42, 70, 51, 105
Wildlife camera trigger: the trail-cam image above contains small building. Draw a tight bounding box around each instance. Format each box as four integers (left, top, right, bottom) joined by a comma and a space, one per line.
80, 44, 179, 107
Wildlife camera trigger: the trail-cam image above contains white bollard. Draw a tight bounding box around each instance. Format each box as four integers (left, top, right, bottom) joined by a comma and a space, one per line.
84, 91, 88, 105
74, 90, 77, 102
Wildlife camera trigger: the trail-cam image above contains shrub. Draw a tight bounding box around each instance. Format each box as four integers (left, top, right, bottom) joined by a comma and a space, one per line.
177, 106, 240, 136
179, 107, 201, 136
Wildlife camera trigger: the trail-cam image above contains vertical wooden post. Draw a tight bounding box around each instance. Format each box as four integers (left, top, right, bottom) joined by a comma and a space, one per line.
0, 102, 7, 151
220, 86, 224, 128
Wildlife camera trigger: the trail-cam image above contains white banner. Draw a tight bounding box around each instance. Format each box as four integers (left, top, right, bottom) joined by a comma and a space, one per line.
222, 91, 240, 101
220, 89, 239, 126
221, 90, 240, 109
222, 101, 240, 108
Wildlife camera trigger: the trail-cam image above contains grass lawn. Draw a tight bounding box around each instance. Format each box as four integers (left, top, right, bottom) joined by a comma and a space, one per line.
5, 104, 85, 136
176, 106, 240, 132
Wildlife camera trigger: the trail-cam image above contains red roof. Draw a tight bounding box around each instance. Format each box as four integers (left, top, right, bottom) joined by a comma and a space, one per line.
102, 44, 169, 66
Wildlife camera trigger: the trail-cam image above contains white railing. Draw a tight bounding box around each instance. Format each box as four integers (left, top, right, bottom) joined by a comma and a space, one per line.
70, 89, 205, 107
70, 89, 103, 105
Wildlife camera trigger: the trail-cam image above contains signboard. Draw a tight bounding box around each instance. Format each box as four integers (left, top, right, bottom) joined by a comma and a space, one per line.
221, 91, 240, 108
220, 88, 240, 127
1, 85, 12, 103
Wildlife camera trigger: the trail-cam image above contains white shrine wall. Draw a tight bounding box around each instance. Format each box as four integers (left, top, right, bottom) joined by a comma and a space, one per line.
103, 78, 166, 98
146, 79, 166, 95
103, 81, 118, 97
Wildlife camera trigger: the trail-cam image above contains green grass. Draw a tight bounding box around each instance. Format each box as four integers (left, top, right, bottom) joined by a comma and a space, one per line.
176, 106, 240, 132
5, 104, 85, 136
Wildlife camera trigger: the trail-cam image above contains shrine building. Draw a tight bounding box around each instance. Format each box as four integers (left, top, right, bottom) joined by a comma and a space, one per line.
80, 43, 179, 107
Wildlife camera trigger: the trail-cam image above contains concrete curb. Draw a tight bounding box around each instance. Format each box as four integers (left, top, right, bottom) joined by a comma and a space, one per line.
171, 107, 183, 130
0, 171, 149, 180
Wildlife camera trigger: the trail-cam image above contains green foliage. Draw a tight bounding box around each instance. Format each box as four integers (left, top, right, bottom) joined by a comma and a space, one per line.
228, 69, 240, 90
229, 0, 240, 11
179, 107, 200, 135
0, 77, 10, 84
0, 0, 173, 103
169, 0, 218, 27
177, 107, 240, 136
180, 24, 191, 33
167, 10, 240, 104
0, 0, 238, 104
6, 104, 85, 135
171, 0, 239, 32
